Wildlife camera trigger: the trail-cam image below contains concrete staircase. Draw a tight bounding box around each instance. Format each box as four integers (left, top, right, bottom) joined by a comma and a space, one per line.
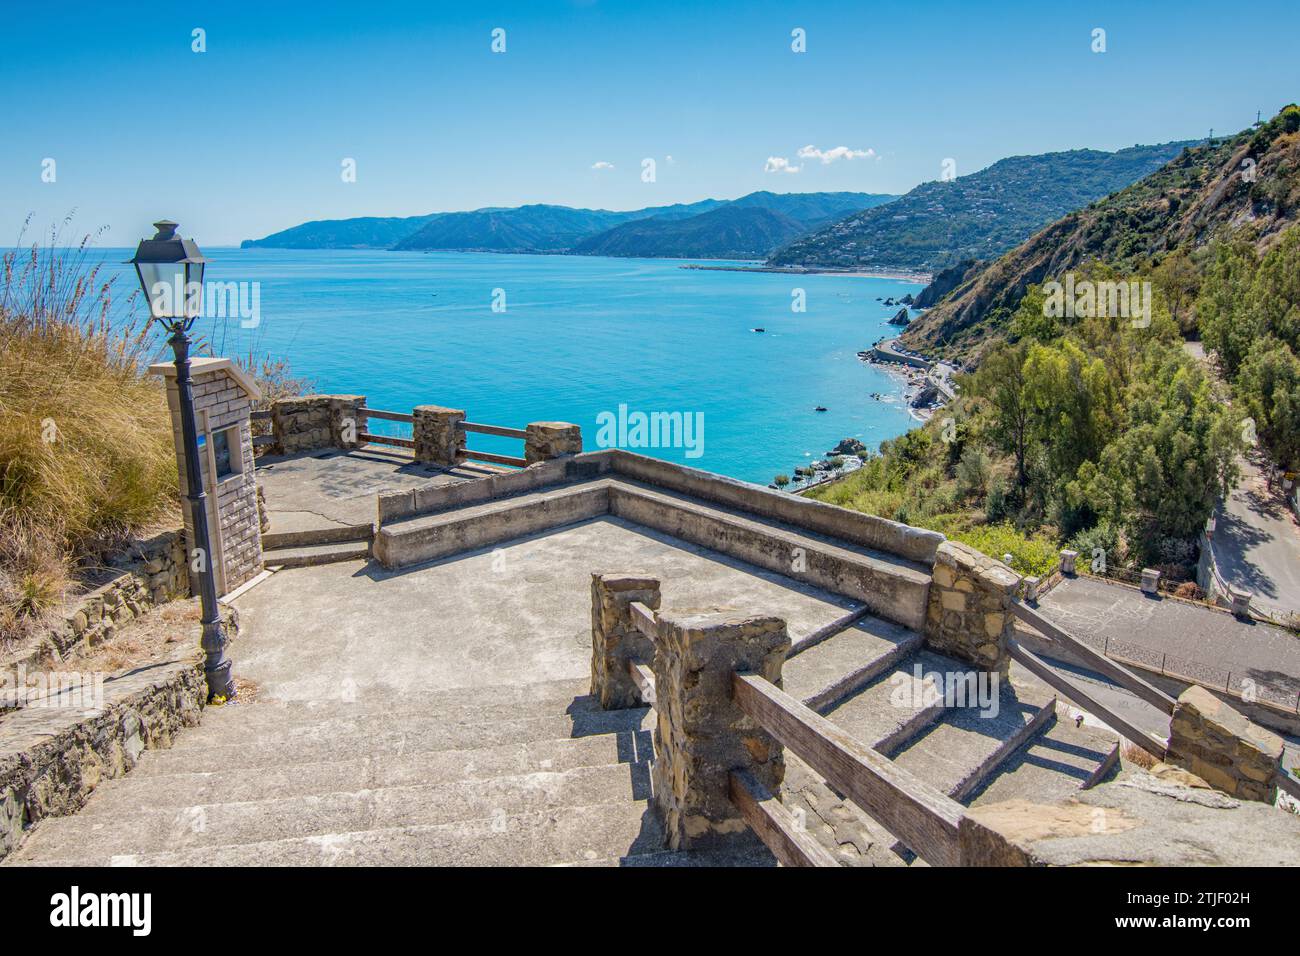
779, 614, 1120, 864
4, 677, 771, 867
261, 522, 374, 569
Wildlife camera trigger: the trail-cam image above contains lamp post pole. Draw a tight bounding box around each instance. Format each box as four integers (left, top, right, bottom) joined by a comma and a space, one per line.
168, 324, 235, 701
129, 219, 234, 703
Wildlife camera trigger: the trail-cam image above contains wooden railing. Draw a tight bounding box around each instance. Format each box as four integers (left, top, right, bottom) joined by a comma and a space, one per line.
359, 408, 416, 450
625, 601, 966, 867
458, 421, 528, 468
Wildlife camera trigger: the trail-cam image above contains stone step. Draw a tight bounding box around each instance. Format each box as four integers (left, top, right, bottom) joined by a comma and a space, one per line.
183, 683, 606, 741
783, 617, 924, 713
9, 761, 653, 862
135, 707, 654, 775
262, 522, 374, 550
968, 717, 1120, 808
9, 801, 668, 868
73, 731, 652, 815
212, 675, 593, 721
819, 649, 955, 752
261, 540, 371, 568
884, 689, 1048, 796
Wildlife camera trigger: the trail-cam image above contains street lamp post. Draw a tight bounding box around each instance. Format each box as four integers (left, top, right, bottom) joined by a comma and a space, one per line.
129, 220, 235, 702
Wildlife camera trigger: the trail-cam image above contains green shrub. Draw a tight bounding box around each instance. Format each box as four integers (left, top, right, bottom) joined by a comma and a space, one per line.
952, 523, 1059, 577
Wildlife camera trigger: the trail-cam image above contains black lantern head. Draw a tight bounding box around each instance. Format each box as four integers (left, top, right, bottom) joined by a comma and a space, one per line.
127, 220, 208, 329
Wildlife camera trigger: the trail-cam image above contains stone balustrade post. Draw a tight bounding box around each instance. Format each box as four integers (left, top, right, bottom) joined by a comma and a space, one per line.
926, 541, 1020, 675
524, 421, 582, 465
1166, 686, 1283, 802
1059, 549, 1078, 575
328, 395, 367, 451
651, 609, 789, 851
413, 405, 466, 466
1229, 587, 1253, 618
590, 573, 661, 709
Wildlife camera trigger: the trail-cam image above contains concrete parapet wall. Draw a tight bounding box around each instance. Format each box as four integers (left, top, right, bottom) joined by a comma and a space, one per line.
605, 450, 944, 565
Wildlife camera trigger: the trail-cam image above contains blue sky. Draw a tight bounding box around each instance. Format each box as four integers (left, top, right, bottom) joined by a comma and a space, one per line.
2, 0, 1296, 246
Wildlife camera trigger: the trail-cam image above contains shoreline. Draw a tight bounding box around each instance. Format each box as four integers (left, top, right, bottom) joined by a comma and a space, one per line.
679, 262, 933, 283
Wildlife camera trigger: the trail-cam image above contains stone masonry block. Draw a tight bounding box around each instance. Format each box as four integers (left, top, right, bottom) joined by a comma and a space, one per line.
589, 573, 661, 709
651, 609, 789, 851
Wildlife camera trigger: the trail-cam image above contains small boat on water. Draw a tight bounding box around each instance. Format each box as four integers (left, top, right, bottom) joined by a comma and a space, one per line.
751, 327, 765, 333
814, 406, 828, 412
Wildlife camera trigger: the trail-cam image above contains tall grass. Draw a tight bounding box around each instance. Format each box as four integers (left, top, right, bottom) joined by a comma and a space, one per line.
0, 217, 178, 646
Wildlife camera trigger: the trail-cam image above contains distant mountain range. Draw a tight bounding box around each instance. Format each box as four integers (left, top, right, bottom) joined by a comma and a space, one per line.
768, 141, 1196, 273
241, 192, 894, 259
899, 114, 1300, 361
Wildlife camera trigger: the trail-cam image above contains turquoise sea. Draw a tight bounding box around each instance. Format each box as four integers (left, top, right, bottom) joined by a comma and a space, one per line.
87, 248, 923, 485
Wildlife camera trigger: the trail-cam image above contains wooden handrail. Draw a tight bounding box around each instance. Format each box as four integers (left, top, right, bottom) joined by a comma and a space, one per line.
627, 660, 656, 706
366, 408, 414, 424
629, 601, 657, 639
1008, 637, 1168, 760
728, 770, 839, 867
462, 449, 526, 467
359, 432, 415, 450
1010, 599, 1176, 716
460, 421, 528, 440
732, 672, 965, 866
250, 409, 273, 422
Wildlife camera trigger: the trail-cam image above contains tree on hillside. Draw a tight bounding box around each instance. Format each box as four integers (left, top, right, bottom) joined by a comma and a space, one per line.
1152, 250, 1200, 335
1239, 339, 1300, 471
1196, 236, 1260, 376
968, 342, 1030, 488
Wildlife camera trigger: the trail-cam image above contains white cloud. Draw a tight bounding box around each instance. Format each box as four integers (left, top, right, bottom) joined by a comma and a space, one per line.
591, 161, 615, 170
764, 156, 800, 174
796, 145, 876, 164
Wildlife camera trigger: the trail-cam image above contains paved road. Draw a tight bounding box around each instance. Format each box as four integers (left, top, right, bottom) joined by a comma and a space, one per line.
1211, 456, 1300, 618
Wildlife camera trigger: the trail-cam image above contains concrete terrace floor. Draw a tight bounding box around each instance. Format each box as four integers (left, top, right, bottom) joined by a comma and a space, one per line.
255, 444, 502, 534
230, 516, 859, 702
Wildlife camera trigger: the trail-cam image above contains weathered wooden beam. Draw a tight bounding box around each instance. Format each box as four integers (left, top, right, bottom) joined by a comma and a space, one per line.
1008, 638, 1168, 760
629, 601, 657, 639
358, 432, 416, 449
365, 408, 414, 423
732, 673, 965, 867
462, 449, 526, 467
627, 660, 656, 708
460, 421, 528, 439
1010, 600, 1176, 716
728, 769, 839, 868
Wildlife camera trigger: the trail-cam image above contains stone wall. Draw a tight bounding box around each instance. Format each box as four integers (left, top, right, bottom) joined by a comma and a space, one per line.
525, 422, 582, 464
271, 394, 367, 456
925, 540, 1020, 674
590, 573, 660, 710
651, 609, 789, 851
7, 530, 189, 669
0, 652, 206, 861
1166, 686, 1283, 802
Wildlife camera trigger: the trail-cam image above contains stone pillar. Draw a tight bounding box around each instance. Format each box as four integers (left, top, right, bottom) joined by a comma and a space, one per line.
1022, 575, 1041, 603
652, 609, 789, 851
1229, 587, 1253, 618
413, 405, 465, 466
1059, 549, 1078, 575
150, 357, 263, 596
590, 573, 661, 709
328, 395, 367, 450
270, 395, 330, 454
926, 541, 1020, 675
1140, 568, 1160, 595
1166, 686, 1283, 802
524, 421, 582, 465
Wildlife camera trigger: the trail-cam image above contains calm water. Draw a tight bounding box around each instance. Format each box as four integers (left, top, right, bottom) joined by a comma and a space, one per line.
86, 248, 921, 485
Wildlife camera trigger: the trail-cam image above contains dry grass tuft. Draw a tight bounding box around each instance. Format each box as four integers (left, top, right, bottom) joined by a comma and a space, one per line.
0, 218, 178, 648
